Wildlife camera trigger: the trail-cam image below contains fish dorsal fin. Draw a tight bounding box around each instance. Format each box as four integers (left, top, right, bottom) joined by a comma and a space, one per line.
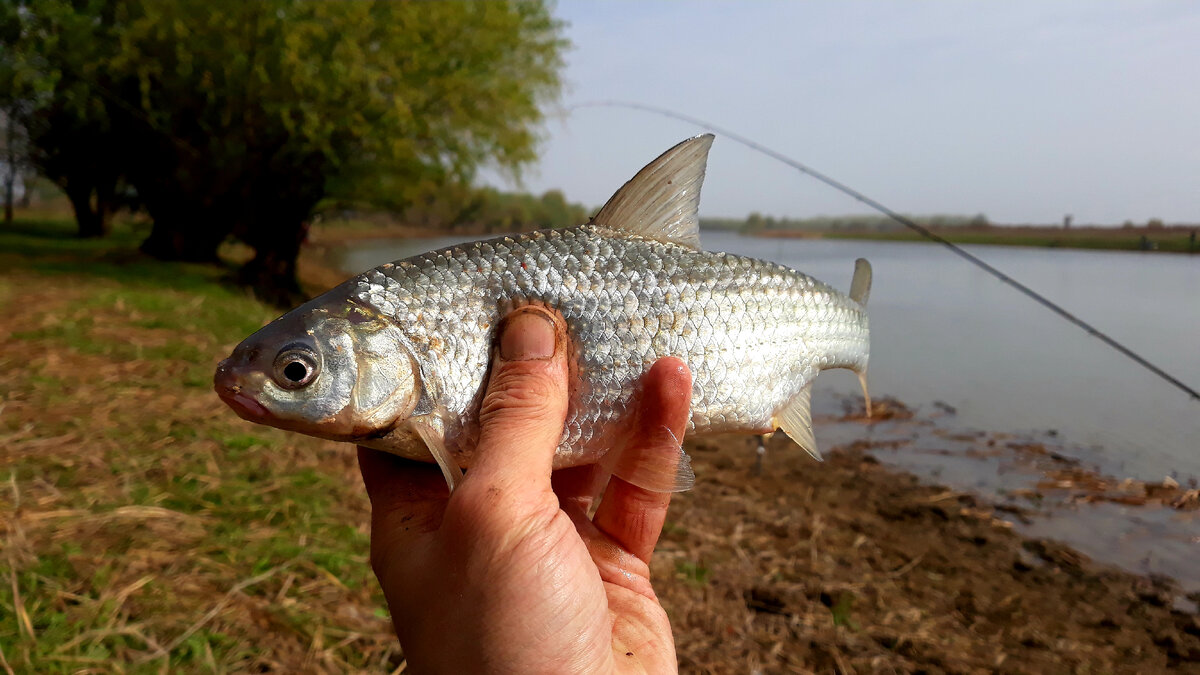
774, 381, 821, 461
850, 258, 872, 305
590, 134, 713, 250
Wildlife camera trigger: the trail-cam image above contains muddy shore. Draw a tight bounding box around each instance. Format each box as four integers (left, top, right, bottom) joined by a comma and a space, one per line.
660, 431, 1200, 673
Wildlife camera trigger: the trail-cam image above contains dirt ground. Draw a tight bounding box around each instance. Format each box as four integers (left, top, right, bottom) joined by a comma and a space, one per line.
655, 433, 1200, 674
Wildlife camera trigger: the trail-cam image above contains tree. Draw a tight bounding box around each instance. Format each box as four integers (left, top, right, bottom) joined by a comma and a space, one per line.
1, 0, 129, 236
10, 0, 566, 300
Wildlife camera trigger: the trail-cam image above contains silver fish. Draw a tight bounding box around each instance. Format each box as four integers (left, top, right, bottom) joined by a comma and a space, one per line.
214, 135, 871, 491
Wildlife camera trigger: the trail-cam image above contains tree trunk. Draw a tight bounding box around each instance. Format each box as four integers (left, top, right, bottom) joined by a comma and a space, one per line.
66, 184, 110, 238
18, 171, 32, 208
3, 174, 12, 226
238, 225, 306, 306
140, 216, 227, 262
3, 106, 15, 225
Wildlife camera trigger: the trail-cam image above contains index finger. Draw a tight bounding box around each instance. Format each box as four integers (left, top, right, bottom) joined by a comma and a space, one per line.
592, 357, 693, 563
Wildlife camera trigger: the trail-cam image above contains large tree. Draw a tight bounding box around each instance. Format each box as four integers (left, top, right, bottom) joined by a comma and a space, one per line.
9, 0, 566, 300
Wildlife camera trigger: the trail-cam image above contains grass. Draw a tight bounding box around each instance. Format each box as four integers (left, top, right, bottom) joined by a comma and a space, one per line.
0, 217, 403, 672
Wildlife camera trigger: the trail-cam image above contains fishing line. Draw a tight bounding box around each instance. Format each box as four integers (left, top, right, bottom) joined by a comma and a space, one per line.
570, 100, 1200, 402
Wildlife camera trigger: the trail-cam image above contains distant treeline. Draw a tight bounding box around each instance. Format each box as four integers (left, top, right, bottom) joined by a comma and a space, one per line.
701, 212, 990, 233
323, 183, 593, 233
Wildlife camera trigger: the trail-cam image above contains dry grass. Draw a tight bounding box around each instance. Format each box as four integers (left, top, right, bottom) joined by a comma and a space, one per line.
0, 219, 400, 671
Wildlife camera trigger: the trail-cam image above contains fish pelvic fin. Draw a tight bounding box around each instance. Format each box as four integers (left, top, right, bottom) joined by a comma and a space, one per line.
773, 381, 821, 461
589, 134, 713, 251
850, 258, 872, 306
410, 415, 462, 493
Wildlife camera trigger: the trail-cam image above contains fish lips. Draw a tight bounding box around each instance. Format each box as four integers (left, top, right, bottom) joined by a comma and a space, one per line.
214, 359, 274, 423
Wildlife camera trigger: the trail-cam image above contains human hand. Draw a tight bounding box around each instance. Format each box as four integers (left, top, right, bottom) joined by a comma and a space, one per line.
358, 306, 692, 674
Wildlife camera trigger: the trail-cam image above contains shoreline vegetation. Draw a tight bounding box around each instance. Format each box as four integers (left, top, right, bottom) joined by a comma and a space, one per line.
3, 216, 1199, 671
766, 225, 1200, 253
701, 214, 1200, 253
304, 211, 1200, 255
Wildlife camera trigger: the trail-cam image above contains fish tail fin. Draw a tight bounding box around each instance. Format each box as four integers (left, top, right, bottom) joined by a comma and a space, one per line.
850, 258, 872, 306
850, 258, 872, 416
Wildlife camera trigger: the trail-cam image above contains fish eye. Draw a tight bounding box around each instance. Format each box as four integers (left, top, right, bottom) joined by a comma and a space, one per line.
272, 347, 320, 389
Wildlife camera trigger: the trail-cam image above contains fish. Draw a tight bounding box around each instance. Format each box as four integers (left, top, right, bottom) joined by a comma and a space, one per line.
214, 135, 871, 492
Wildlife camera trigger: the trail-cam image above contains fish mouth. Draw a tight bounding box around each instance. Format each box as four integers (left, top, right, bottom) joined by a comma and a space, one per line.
218, 389, 272, 421
214, 359, 273, 422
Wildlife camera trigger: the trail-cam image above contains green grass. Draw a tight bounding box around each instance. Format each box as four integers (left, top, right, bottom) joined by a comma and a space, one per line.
0, 217, 400, 671
675, 560, 711, 588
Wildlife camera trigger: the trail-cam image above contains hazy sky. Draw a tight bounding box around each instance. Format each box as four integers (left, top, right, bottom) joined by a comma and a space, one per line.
484, 1, 1199, 225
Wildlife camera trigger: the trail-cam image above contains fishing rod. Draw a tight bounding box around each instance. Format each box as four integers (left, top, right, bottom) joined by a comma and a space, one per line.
571, 100, 1200, 402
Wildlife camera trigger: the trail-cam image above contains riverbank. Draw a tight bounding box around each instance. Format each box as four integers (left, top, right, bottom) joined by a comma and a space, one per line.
666, 435, 1200, 672
775, 225, 1200, 253
2, 218, 1198, 671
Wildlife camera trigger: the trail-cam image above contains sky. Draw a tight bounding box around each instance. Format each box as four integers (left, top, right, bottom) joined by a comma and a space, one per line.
483, 1, 1200, 225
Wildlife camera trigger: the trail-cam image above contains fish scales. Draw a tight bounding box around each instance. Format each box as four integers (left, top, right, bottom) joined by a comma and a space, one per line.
351, 224, 868, 468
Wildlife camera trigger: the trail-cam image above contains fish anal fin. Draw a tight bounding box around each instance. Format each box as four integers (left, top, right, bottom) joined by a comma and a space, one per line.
590, 134, 713, 250
773, 381, 821, 461
601, 425, 695, 493
850, 258, 872, 306
410, 416, 462, 493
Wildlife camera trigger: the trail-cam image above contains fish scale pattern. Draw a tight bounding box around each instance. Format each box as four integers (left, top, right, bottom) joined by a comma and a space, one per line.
351, 224, 869, 467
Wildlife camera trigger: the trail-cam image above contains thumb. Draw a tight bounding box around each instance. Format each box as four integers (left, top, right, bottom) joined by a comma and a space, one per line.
468, 305, 570, 492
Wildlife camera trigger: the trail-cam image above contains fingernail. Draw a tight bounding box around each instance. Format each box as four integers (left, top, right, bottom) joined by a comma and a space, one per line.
499, 308, 556, 361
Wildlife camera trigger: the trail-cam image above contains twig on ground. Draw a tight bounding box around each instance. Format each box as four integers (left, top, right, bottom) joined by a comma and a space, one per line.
0, 643, 14, 675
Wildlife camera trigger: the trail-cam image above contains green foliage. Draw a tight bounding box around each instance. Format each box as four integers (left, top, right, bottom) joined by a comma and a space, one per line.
381, 184, 591, 232
1, 0, 130, 236
5, 0, 567, 297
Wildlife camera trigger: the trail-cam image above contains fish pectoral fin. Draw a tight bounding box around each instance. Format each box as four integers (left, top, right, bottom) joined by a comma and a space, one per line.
410, 416, 462, 493
774, 381, 821, 461
600, 426, 696, 493
589, 134, 712, 250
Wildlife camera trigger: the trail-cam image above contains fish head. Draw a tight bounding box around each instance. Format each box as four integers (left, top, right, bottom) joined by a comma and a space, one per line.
214, 300, 421, 442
